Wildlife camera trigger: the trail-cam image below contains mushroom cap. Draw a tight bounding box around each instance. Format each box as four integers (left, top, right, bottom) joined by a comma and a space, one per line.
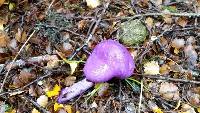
83, 39, 135, 83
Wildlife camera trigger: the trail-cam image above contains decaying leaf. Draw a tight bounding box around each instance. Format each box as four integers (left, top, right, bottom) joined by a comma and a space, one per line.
13, 70, 36, 88
159, 64, 170, 75
46, 84, 61, 97
64, 76, 76, 87
144, 61, 160, 75
178, 104, 196, 113
145, 17, 154, 29
46, 60, 59, 69
0, 30, 10, 47
15, 28, 27, 43
184, 45, 197, 69
176, 17, 188, 27
171, 38, 185, 49
159, 82, 180, 100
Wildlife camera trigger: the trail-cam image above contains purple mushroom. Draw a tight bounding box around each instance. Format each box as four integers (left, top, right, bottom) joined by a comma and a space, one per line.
58, 39, 135, 104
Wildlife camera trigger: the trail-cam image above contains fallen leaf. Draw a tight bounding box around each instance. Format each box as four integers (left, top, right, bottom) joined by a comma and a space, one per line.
46, 60, 59, 69
64, 76, 76, 86
69, 62, 78, 75
145, 17, 154, 29
36, 95, 48, 107
144, 61, 160, 75
159, 82, 180, 100
8, 2, 15, 11
177, 17, 188, 27
64, 105, 72, 113
54, 103, 64, 111
179, 104, 196, 113
0, 30, 10, 47
46, 84, 61, 97
15, 28, 27, 43
159, 64, 170, 75
86, 0, 100, 8
184, 45, 197, 69
171, 38, 185, 49
0, 0, 5, 7
31, 108, 40, 113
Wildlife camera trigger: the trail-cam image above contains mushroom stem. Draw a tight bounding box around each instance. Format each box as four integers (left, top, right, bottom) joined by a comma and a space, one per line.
57, 78, 94, 103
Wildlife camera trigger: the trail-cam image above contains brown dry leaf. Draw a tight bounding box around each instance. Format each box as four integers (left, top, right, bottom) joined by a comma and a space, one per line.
0, 30, 10, 47
187, 90, 200, 105
15, 28, 27, 43
163, 14, 172, 24
179, 104, 196, 113
176, 17, 188, 27
145, 17, 154, 29
46, 60, 59, 69
159, 64, 170, 75
184, 45, 197, 69
0, 0, 5, 7
171, 38, 185, 49
78, 20, 88, 30
159, 82, 180, 100
13, 70, 36, 88
97, 83, 110, 97
64, 76, 76, 86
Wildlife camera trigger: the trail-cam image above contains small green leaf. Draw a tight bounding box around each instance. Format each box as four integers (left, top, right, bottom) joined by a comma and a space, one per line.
9, 2, 15, 11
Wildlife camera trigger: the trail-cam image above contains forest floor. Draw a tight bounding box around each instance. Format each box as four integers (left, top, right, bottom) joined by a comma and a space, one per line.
0, 0, 200, 113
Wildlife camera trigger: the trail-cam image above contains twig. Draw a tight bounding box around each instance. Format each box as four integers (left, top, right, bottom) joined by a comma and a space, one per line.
0, 30, 36, 92
5, 55, 59, 70
104, 12, 200, 20
69, 2, 110, 60
138, 80, 143, 113
143, 75, 200, 84
0, 71, 52, 96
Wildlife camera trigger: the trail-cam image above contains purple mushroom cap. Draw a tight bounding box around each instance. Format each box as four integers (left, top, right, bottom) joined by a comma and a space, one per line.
83, 39, 135, 83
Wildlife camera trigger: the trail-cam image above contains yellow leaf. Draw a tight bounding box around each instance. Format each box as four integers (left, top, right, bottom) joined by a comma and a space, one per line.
174, 48, 179, 54
46, 84, 61, 97
144, 61, 160, 75
31, 108, 40, 113
9, 2, 15, 11
54, 103, 64, 111
64, 105, 72, 113
197, 107, 200, 113
152, 107, 163, 113
69, 62, 78, 75
5, 109, 16, 113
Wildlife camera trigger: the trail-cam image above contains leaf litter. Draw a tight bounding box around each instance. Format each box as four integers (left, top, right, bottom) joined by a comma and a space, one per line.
0, 0, 199, 112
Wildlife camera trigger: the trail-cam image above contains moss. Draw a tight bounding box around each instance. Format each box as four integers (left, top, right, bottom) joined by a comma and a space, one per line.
118, 19, 148, 46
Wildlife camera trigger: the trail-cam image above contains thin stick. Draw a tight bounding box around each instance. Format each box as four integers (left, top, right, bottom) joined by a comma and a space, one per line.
104, 12, 200, 20
143, 75, 200, 84
0, 30, 36, 92
138, 80, 143, 113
